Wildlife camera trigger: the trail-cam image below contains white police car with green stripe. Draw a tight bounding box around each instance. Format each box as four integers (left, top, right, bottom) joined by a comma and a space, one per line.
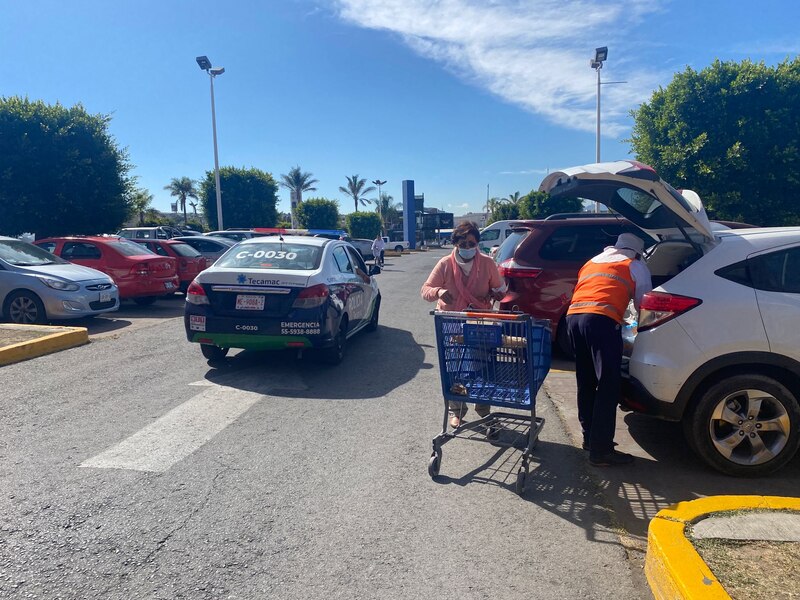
184, 235, 381, 364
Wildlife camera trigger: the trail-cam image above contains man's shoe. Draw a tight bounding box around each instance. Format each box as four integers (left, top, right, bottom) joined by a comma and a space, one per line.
582, 441, 618, 451
589, 450, 634, 466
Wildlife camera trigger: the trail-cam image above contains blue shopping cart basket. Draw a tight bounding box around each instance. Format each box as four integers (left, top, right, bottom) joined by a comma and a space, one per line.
429, 310, 551, 494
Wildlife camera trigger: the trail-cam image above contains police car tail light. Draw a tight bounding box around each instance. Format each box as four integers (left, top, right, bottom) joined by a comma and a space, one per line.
292, 284, 329, 308
498, 259, 542, 279
186, 280, 210, 305
638, 291, 701, 332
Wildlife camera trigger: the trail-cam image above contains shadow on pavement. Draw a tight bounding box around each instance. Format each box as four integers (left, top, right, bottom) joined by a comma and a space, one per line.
431, 438, 625, 547
200, 324, 429, 400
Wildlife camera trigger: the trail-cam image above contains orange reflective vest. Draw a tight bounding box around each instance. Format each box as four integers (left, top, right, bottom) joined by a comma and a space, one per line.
567, 258, 635, 324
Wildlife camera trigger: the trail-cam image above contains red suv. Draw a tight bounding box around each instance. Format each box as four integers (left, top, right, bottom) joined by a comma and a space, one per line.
130, 239, 207, 292
35, 236, 180, 305
495, 216, 654, 356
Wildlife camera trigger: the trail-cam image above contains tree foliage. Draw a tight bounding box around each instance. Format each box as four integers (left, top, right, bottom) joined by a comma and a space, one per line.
296, 197, 340, 229
339, 175, 376, 213
629, 58, 800, 225
375, 192, 401, 232
129, 188, 154, 226
0, 96, 132, 237
519, 190, 583, 219
164, 176, 199, 226
345, 211, 382, 239
200, 166, 278, 230
279, 166, 318, 226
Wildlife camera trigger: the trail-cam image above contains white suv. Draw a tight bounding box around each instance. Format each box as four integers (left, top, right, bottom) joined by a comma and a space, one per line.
541, 161, 800, 477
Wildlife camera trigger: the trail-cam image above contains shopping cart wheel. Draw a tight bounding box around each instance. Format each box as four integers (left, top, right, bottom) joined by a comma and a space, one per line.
515, 467, 527, 495
428, 451, 441, 478
485, 425, 500, 441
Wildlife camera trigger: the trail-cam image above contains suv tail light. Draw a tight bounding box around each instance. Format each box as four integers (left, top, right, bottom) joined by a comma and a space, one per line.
638, 291, 702, 331
498, 259, 542, 279
292, 284, 329, 309
186, 280, 210, 305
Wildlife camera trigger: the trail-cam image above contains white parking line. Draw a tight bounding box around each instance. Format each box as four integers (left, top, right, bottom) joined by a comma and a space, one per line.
80, 373, 306, 472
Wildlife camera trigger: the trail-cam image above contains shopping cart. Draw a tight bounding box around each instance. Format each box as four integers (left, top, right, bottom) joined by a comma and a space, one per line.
429, 309, 551, 494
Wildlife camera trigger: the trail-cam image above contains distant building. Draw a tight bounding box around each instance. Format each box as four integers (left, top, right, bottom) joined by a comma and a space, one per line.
455, 212, 489, 228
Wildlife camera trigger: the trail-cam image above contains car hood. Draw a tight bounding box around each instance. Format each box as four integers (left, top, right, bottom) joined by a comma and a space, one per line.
17, 262, 113, 282
539, 160, 714, 242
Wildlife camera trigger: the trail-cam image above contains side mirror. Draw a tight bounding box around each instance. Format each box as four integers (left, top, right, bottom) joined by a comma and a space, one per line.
369, 265, 381, 276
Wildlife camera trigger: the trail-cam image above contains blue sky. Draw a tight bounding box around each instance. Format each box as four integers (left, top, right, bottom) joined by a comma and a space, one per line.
2, 0, 798, 217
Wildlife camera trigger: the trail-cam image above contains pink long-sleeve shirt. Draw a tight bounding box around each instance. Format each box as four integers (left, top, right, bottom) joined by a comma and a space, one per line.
421, 251, 503, 311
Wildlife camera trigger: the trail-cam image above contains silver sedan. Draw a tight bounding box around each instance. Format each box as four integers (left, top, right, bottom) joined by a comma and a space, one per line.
0, 236, 119, 324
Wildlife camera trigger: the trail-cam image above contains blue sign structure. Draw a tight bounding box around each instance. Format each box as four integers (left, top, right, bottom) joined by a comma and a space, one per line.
402, 180, 416, 249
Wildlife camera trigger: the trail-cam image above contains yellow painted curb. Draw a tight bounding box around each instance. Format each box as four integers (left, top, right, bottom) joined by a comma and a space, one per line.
0, 325, 89, 366
646, 495, 800, 600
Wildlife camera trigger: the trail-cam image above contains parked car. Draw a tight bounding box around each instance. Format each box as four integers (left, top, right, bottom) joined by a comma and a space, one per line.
495, 215, 655, 356
35, 236, 179, 305
184, 235, 381, 364
117, 226, 184, 240
382, 236, 409, 252
538, 160, 800, 477
130, 239, 207, 292
0, 236, 119, 324
173, 235, 236, 264
204, 230, 268, 242
479, 220, 517, 255
348, 238, 375, 261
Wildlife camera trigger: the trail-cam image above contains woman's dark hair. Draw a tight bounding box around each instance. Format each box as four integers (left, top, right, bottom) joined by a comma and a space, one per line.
452, 221, 480, 245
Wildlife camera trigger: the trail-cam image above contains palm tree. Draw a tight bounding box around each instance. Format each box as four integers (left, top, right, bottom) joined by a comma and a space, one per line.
164, 177, 199, 226
375, 192, 401, 232
508, 191, 522, 205
130, 188, 154, 226
339, 175, 376, 213
280, 166, 319, 227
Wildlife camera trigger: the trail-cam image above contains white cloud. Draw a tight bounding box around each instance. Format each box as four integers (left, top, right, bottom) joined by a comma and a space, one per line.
332, 0, 669, 136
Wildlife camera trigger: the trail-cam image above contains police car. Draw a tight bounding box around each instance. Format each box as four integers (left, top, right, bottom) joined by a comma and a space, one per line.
184, 235, 381, 364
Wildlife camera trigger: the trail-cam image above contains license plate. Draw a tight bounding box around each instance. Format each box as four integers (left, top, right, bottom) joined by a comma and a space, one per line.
100, 292, 112, 303
190, 315, 206, 331
165, 281, 175, 290
236, 295, 265, 310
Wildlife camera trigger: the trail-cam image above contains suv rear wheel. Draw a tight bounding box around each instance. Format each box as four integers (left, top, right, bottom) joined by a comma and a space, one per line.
685, 374, 800, 477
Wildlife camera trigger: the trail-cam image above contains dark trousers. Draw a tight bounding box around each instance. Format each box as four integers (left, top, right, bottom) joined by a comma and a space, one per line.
566, 313, 623, 457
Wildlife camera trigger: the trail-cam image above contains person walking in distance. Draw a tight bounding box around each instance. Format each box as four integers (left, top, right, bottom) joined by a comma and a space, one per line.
421, 221, 506, 428
371, 234, 385, 267
566, 233, 652, 466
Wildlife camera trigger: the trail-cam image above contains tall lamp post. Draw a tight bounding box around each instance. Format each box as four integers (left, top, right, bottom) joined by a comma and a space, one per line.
590, 46, 608, 164
589, 47, 625, 212
372, 179, 386, 231
196, 56, 225, 230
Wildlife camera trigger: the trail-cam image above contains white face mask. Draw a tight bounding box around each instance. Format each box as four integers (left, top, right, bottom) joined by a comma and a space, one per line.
457, 247, 477, 260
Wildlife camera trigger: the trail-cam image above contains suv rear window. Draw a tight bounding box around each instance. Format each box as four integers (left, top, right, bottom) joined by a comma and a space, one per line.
495, 230, 529, 263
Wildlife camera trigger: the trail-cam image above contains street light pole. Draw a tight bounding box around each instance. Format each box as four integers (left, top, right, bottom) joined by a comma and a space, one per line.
590, 47, 607, 213
196, 56, 225, 230
372, 179, 386, 231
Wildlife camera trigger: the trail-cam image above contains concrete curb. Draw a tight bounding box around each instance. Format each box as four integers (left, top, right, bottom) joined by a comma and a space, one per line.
646, 495, 800, 599
0, 324, 89, 366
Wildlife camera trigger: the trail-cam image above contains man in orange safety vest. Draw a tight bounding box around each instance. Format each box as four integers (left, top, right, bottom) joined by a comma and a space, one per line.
566, 232, 652, 467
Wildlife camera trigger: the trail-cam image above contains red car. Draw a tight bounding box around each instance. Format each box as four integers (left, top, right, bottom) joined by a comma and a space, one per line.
35, 236, 180, 305
130, 239, 207, 292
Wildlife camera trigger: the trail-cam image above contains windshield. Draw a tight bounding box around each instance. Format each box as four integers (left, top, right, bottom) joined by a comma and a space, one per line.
0, 239, 69, 266
495, 230, 529, 263
214, 242, 323, 270
170, 243, 203, 258
480, 229, 501, 241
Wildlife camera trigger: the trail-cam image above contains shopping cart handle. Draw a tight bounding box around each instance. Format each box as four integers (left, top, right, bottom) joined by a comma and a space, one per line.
431, 309, 528, 321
